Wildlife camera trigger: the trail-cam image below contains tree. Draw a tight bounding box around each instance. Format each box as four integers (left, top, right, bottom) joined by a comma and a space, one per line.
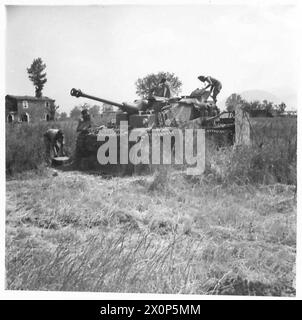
70, 106, 82, 119
59, 112, 68, 121
46, 104, 59, 121
242, 100, 261, 113
225, 93, 244, 112
276, 102, 286, 114
103, 103, 114, 112
262, 100, 273, 114
27, 58, 47, 98
89, 105, 101, 118
135, 71, 182, 99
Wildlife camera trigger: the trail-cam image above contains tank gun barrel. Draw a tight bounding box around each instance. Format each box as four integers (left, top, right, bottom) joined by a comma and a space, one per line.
70, 88, 139, 115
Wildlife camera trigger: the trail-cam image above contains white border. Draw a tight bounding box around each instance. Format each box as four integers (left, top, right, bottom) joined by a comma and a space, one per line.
1, 0, 301, 300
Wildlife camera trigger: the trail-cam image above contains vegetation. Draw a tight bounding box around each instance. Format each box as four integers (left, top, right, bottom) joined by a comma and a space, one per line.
69, 104, 101, 120
225, 93, 288, 116
226, 93, 244, 112
135, 71, 182, 99
206, 117, 296, 186
27, 58, 47, 98
6, 120, 77, 175
5, 116, 296, 296
59, 112, 68, 121
6, 167, 296, 295
70, 106, 82, 120
46, 104, 60, 121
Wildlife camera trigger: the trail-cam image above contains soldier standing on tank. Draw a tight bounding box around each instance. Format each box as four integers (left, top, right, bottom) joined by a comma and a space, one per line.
149, 77, 172, 126
44, 128, 65, 162
76, 109, 92, 133
151, 77, 171, 99
198, 75, 222, 103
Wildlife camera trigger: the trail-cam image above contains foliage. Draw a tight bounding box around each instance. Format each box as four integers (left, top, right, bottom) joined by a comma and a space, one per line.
103, 103, 114, 112
225, 93, 287, 116
5, 116, 297, 295
27, 58, 47, 98
70, 104, 101, 120
207, 117, 296, 185
59, 112, 68, 121
276, 102, 286, 114
46, 104, 59, 121
135, 71, 182, 99
88, 105, 101, 118
225, 93, 244, 112
70, 106, 82, 119
6, 121, 78, 175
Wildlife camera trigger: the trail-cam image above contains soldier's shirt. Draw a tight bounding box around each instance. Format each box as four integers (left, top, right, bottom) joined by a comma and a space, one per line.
153, 84, 171, 98
77, 119, 92, 132
206, 76, 222, 88
44, 128, 61, 143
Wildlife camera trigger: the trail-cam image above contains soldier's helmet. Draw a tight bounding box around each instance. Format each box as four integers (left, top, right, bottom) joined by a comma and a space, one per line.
198, 75, 206, 82
81, 109, 89, 115
160, 77, 167, 83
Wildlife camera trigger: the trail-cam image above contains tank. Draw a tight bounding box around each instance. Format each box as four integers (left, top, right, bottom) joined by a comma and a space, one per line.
70, 88, 234, 175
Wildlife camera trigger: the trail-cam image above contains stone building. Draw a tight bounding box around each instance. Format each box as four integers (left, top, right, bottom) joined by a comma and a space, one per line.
5, 95, 56, 123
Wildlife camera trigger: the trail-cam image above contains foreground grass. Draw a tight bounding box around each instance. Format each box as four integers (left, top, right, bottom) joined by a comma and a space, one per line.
6, 168, 296, 295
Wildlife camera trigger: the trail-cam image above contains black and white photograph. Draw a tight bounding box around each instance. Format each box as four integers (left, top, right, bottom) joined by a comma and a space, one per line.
3, 1, 299, 299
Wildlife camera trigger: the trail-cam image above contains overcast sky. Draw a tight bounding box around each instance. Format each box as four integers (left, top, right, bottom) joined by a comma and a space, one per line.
5, 4, 299, 113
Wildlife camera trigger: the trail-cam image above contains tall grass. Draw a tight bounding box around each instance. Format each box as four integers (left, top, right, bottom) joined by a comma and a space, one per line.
6, 231, 204, 293
6, 120, 77, 175
5, 117, 296, 296
207, 117, 297, 185
6, 117, 297, 186
6, 171, 296, 295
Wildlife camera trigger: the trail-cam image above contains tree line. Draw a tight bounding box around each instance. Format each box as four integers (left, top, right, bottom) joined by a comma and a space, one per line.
225, 93, 287, 116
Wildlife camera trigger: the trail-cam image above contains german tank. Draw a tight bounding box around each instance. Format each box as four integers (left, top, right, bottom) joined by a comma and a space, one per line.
70, 87, 234, 174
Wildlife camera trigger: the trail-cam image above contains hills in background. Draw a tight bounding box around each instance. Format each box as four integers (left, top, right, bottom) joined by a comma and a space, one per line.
218, 89, 297, 111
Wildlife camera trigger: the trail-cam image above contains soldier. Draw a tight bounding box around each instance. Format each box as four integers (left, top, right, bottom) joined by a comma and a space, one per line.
198, 75, 222, 103
44, 128, 65, 162
76, 109, 92, 133
151, 77, 171, 99
149, 77, 172, 126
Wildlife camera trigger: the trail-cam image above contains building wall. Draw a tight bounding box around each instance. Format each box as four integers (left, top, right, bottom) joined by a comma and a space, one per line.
17, 100, 55, 122
6, 96, 55, 122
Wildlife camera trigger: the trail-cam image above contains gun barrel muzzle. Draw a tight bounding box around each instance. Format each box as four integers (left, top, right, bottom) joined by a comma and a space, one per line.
70, 88, 82, 98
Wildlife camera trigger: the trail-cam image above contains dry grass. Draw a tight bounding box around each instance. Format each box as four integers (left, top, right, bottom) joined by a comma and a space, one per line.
6, 168, 296, 295
207, 117, 297, 186
6, 120, 78, 175
5, 116, 297, 295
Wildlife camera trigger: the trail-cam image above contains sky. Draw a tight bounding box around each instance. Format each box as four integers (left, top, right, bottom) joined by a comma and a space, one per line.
5, 4, 299, 113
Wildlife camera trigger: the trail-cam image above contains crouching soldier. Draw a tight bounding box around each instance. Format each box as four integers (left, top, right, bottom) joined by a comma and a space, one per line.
44, 128, 65, 162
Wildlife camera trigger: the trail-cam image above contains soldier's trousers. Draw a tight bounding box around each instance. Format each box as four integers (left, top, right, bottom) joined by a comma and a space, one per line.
44, 137, 61, 161
212, 84, 222, 102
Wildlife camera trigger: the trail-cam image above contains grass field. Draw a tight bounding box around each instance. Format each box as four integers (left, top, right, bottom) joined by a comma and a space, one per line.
6, 168, 296, 295
5, 117, 297, 296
